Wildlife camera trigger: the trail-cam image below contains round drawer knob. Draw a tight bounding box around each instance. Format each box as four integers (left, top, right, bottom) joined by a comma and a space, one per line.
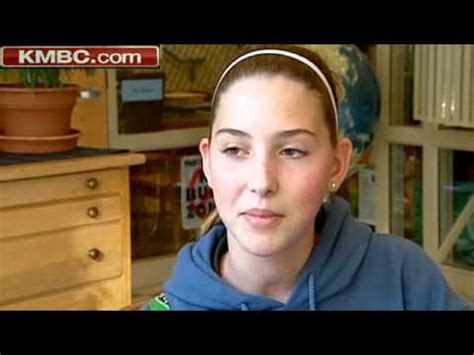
86, 178, 99, 190
87, 248, 103, 261
87, 207, 100, 218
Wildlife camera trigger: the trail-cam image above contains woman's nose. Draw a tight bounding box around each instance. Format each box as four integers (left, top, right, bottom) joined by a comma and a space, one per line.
248, 156, 278, 197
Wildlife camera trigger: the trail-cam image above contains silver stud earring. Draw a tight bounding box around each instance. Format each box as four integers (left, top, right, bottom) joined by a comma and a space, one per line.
329, 181, 337, 191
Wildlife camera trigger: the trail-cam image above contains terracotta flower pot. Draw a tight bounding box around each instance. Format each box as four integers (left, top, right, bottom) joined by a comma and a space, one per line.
0, 85, 79, 137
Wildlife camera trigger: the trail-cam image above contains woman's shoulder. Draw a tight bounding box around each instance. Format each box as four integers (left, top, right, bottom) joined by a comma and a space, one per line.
366, 232, 472, 309
363, 232, 438, 274
368, 232, 425, 258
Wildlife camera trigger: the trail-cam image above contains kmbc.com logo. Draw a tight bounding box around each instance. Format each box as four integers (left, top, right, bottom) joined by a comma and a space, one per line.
0, 46, 160, 67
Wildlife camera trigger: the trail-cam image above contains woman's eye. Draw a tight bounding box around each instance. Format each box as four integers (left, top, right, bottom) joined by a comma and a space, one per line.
222, 147, 246, 156
280, 148, 307, 158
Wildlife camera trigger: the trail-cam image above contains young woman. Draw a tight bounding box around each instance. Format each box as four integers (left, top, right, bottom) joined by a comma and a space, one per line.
144, 45, 472, 311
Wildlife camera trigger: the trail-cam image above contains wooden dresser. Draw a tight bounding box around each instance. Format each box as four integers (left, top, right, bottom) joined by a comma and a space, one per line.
0, 152, 145, 310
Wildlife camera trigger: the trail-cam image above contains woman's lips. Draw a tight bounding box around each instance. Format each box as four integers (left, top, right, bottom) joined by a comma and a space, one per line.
241, 208, 284, 228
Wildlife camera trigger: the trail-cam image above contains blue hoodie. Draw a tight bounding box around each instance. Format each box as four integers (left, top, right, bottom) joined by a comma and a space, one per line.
162, 197, 472, 310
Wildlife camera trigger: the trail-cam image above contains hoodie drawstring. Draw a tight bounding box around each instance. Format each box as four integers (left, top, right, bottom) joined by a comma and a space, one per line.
308, 273, 316, 311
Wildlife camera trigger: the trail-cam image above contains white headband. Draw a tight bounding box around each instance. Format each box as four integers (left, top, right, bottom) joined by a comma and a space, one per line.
212, 48, 339, 132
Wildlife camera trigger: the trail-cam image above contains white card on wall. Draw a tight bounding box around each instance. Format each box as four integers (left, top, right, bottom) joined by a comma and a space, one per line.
121, 79, 163, 102
358, 168, 376, 226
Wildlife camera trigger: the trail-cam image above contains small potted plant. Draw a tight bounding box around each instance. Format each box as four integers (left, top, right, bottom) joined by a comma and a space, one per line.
0, 68, 81, 153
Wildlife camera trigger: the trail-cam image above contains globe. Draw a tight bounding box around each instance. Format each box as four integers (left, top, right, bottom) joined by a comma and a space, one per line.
301, 45, 381, 170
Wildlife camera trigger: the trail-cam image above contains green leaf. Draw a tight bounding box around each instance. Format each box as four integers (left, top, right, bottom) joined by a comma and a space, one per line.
0, 68, 84, 88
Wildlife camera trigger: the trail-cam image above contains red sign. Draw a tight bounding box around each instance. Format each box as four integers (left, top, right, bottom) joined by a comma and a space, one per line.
1, 46, 160, 68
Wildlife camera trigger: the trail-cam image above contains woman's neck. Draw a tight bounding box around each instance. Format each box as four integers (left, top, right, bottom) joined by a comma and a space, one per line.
220, 228, 318, 303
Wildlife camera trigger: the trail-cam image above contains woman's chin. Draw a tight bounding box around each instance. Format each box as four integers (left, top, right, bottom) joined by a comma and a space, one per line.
232, 225, 289, 257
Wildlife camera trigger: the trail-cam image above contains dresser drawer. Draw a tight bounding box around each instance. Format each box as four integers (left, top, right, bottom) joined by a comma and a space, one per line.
0, 194, 123, 239
0, 168, 126, 209
0, 276, 127, 310
0, 221, 124, 303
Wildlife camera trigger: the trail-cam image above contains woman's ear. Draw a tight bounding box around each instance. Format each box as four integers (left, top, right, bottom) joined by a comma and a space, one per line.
199, 137, 212, 188
330, 137, 353, 189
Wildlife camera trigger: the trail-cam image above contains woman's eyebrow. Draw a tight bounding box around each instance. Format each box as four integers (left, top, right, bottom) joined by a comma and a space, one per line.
215, 128, 316, 140
215, 128, 252, 138
274, 129, 316, 139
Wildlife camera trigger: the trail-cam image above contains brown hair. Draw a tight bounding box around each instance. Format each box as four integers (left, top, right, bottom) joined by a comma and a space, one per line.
200, 44, 340, 236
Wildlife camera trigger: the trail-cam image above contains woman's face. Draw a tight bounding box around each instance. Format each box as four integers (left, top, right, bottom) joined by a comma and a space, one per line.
200, 74, 351, 257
